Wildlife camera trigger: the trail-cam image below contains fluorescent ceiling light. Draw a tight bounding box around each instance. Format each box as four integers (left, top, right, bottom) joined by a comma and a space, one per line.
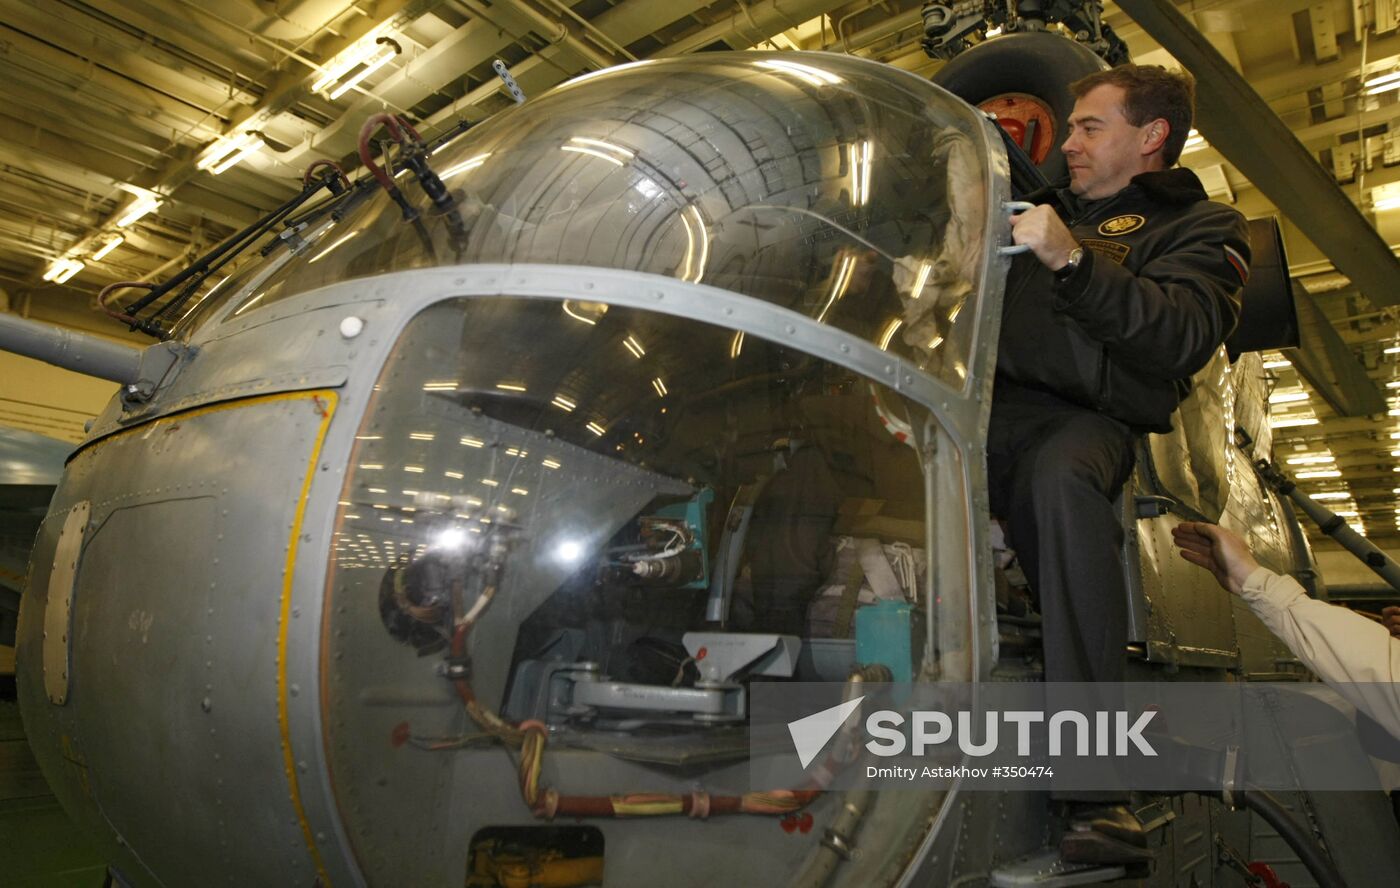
91, 235, 123, 261
115, 195, 162, 228
314, 31, 399, 96
42, 258, 83, 283
198, 131, 265, 174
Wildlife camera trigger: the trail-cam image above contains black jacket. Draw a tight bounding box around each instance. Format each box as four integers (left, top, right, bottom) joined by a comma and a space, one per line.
996, 168, 1249, 433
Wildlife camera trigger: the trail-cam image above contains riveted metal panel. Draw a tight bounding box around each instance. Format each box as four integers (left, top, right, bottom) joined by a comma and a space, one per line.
21, 393, 338, 886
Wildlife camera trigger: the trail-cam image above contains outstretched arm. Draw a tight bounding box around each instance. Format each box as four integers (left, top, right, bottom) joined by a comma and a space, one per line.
1172, 521, 1400, 739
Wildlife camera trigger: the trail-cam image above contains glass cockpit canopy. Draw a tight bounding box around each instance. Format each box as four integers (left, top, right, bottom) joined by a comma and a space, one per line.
182, 52, 999, 389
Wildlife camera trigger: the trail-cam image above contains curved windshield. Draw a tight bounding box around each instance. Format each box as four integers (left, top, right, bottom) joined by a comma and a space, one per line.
184, 52, 996, 390
322, 296, 940, 884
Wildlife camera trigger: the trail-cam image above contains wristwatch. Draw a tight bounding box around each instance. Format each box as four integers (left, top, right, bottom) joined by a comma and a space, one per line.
1054, 246, 1084, 281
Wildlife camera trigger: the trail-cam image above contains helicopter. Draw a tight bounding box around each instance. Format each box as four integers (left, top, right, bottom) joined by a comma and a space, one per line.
0, 8, 1398, 888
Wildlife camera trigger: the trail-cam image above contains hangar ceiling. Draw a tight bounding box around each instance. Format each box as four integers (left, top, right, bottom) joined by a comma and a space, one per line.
0, 0, 1397, 546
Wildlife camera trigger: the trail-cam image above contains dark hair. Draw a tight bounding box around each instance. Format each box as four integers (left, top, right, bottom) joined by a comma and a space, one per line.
1070, 65, 1196, 166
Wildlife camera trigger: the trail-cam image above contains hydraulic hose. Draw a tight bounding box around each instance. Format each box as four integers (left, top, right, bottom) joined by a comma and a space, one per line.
1238, 788, 1347, 888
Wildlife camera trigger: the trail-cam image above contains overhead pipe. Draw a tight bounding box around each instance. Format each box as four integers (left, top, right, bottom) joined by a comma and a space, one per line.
0, 312, 141, 384
655, 0, 858, 57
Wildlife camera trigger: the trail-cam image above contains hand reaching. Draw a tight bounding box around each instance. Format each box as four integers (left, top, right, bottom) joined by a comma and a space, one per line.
1171, 522, 1261, 597
1383, 606, 1400, 639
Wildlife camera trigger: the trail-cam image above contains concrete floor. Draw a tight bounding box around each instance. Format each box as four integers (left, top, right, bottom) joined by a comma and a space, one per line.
0, 697, 109, 887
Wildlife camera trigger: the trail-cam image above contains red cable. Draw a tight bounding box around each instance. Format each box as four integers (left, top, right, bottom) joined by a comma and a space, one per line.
98, 281, 155, 325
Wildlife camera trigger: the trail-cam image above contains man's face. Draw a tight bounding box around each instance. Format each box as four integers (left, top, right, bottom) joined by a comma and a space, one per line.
1061, 84, 1163, 200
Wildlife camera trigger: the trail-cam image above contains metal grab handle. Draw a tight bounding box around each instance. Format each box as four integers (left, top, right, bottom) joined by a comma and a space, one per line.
999, 200, 1036, 255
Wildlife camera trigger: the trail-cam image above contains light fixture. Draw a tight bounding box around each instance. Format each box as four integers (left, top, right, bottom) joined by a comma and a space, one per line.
1269, 390, 1309, 404
92, 235, 124, 261
42, 258, 83, 283
1363, 69, 1400, 95
197, 131, 266, 174
315, 35, 402, 99
115, 194, 163, 228
1182, 128, 1206, 153
1285, 454, 1334, 465
1372, 182, 1400, 213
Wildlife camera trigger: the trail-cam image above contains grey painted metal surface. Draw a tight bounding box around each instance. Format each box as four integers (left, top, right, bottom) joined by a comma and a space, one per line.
0, 311, 141, 384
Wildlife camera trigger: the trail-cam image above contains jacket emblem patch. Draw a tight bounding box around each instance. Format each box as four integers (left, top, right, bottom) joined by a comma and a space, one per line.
1097, 214, 1145, 236
1080, 239, 1131, 265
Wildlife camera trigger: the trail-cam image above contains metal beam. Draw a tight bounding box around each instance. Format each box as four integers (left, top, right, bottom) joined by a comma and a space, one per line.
0, 23, 227, 138
1117, 0, 1400, 310
0, 141, 260, 230
420, 0, 726, 132
77, 0, 277, 74
0, 0, 265, 114
655, 0, 855, 56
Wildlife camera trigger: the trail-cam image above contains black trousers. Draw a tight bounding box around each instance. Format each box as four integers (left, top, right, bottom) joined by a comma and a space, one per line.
987, 383, 1137, 685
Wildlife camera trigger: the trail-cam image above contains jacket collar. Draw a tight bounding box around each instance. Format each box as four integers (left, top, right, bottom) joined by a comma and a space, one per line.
1050, 167, 1210, 216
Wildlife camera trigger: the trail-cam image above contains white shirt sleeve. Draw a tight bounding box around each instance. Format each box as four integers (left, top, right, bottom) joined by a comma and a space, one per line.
1239, 566, 1400, 740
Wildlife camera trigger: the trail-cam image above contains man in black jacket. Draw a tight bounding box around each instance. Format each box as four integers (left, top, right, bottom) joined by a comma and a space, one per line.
992, 65, 1249, 859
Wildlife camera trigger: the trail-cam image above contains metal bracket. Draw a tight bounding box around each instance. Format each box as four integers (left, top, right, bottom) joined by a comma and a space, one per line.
683, 632, 800, 685
121, 341, 194, 409
44, 500, 90, 705
492, 59, 526, 104
545, 663, 746, 724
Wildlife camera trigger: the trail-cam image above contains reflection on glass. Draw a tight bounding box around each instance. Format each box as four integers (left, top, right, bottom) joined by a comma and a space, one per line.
178, 52, 994, 391
322, 298, 940, 882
